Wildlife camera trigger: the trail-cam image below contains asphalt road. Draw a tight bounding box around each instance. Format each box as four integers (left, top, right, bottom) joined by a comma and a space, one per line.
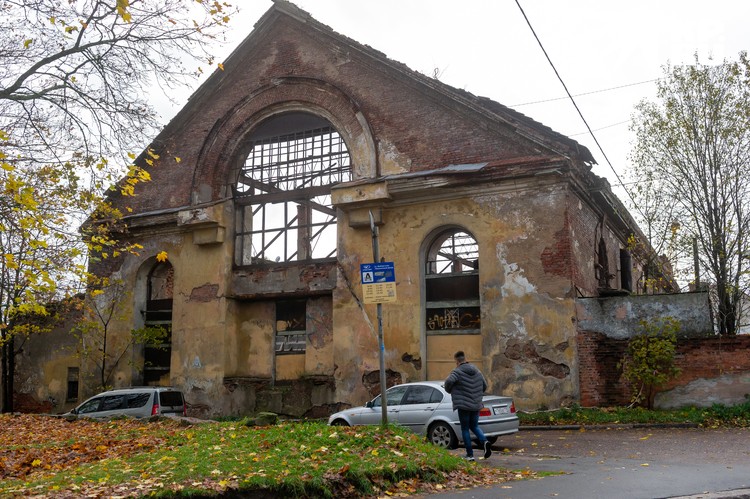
427, 426, 750, 499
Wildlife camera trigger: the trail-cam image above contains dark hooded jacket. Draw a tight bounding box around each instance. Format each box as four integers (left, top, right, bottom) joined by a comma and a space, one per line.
444, 362, 487, 411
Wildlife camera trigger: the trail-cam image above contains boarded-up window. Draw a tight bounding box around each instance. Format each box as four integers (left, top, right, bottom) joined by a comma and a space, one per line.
276, 299, 306, 354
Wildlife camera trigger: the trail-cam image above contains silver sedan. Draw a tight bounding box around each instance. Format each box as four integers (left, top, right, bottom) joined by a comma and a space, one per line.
327, 381, 519, 448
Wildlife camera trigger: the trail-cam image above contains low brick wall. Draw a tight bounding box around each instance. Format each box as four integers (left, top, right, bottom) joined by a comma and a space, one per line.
578, 331, 750, 408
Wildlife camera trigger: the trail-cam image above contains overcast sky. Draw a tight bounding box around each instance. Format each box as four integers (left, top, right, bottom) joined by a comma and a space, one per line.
159, 1, 750, 200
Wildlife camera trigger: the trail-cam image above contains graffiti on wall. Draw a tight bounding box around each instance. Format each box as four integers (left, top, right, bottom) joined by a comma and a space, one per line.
426, 307, 480, 332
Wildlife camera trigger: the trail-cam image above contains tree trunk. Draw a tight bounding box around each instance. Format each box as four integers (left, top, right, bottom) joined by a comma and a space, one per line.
717, 291, 737, 336
1, 335, 14, 413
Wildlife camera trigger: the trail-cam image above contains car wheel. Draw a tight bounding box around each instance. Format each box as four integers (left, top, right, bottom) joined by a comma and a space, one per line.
486, 436, 498, 445
330, 419, 350, 426
428, 422, 458, 449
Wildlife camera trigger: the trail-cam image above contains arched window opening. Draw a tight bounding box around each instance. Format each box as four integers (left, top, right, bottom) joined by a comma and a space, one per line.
425, 230, 480, 333
142, 261, 173, 385
234, 112, 352, 265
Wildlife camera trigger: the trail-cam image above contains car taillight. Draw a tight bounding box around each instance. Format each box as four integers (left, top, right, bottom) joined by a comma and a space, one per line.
479, 407, 491, 417
510, 401, 516, 414
182, 404, 187, 416
151, 403, 159, 416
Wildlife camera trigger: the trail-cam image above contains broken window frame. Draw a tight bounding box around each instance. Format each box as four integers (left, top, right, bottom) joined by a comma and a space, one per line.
425, 230, 481, 335
234, 117, 352, 266
275, 299, 307, 355
141, 261, 173, 384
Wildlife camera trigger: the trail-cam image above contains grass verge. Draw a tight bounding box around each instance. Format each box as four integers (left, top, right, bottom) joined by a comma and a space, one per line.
519, 400, 750, 427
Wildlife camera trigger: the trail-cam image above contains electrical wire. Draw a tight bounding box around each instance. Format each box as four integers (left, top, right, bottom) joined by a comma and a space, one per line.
511, 78, 660, 107
514, 0, 645, 219
568, 120, 631, 137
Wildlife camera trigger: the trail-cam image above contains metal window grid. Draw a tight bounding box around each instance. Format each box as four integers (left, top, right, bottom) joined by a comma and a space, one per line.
427, 231, 479, 274
235, 126, 351, 264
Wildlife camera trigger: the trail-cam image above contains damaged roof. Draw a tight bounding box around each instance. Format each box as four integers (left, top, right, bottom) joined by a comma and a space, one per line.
182, 0, 596, 166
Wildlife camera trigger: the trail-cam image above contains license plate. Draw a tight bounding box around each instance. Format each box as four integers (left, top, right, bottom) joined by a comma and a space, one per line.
493, 406, 509, 415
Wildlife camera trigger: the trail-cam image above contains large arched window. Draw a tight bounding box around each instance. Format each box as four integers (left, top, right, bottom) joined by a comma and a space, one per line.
234, 112, 352, 265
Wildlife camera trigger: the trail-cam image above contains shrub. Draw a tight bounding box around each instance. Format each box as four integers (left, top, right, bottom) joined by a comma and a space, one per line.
619, 317, 681, 409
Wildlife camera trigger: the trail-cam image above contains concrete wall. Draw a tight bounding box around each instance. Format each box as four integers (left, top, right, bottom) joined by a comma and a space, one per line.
576, 292, 713, 339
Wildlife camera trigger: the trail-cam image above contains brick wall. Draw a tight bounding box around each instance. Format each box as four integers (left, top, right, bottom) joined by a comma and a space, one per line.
114, 13, 586, 216
578, 331, 750, 407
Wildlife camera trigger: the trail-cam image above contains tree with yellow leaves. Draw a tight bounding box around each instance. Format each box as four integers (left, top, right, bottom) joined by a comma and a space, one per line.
1, 0, 234, 412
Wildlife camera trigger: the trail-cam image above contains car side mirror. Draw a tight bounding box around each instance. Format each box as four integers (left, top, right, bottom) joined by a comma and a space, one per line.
365, 401, 373, 408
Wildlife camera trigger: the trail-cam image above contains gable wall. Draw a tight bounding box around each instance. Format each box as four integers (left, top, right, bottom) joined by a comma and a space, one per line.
120, 14, 556, 215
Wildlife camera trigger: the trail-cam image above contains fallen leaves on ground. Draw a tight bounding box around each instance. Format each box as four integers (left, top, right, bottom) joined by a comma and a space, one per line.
0, 414, 170, 480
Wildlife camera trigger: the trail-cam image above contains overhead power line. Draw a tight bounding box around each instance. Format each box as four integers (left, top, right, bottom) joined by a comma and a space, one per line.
568, 120, 631, 137
511, 78, 660, 107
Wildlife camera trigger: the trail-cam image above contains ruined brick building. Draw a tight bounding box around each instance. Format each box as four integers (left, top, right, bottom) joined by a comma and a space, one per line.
17, 1, 682, 417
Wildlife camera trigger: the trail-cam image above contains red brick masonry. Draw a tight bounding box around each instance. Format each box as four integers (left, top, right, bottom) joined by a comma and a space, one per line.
577, 332, 750, 407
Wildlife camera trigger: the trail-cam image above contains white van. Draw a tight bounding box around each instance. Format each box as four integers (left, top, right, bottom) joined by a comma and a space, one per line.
66, 387, 186, 419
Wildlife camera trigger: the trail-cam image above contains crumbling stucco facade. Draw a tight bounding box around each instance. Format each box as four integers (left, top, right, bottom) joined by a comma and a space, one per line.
29, 1, 673, 417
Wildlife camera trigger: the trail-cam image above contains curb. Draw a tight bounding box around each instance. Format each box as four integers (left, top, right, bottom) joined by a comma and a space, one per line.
520, 422, 701, 431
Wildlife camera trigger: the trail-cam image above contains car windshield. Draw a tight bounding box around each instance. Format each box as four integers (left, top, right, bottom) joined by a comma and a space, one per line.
77, 398, 101, 414
370, 385, 409, 407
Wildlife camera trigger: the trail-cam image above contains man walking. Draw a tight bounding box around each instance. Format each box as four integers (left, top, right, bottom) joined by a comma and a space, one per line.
444, 351, 492, 461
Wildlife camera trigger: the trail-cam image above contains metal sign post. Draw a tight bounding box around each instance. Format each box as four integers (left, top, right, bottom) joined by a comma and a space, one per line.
369, 210, 388, 426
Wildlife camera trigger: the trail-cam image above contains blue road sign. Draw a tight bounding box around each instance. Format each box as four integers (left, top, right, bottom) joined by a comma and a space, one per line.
361, 262, 395, 283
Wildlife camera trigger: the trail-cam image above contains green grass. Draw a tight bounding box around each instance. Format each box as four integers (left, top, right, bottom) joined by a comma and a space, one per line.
519, 400, 750, 428
0, 419, 490, 498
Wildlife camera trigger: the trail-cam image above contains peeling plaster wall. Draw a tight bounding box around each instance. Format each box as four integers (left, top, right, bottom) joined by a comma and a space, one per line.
165, 228, 234, 416
305, 296, 334, 375
334, 182, 579, 410
75, 215, 235, 416
228, 301, 274, 378
14, 311, 81, 414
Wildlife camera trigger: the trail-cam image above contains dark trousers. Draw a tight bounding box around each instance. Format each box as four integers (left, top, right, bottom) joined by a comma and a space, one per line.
457, 408, 486, 456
